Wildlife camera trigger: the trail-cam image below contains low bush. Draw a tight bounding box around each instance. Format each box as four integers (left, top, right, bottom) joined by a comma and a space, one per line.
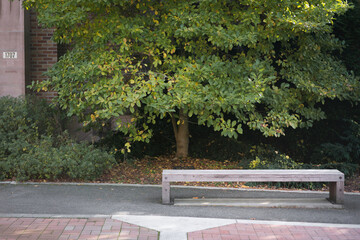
310, 119, 360, 165
0, 96, 115, 181
241, 144, 299, 169
244, 144, 358, 189
3, 136, 115, 181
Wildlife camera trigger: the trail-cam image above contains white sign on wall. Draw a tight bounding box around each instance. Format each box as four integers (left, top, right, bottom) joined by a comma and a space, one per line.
2, 51, 17, 59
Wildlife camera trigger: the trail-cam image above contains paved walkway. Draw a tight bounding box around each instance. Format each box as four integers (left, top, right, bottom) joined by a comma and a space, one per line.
188, 222, 360, 240
1, 216, 360, 240
1, 182, 360, 239
0, 217, 158, 240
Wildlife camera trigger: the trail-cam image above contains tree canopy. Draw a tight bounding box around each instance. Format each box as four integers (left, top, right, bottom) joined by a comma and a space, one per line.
24, 0, 359, 157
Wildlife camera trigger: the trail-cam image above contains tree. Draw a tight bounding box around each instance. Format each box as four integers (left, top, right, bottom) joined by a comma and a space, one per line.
24, 0, 359, 158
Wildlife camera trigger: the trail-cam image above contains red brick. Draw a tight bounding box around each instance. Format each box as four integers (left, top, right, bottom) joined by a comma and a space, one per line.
29, 10, 58, 99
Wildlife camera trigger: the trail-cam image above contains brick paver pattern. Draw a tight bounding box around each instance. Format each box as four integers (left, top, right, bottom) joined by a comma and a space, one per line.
188, 223, 360, 240
0, 217, 158, 240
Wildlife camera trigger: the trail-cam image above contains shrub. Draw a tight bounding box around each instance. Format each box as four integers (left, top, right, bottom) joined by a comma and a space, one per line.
244, 144, 358, 189
5, 136, 116, 181
0, 96, 115, 181
0, 96, 38, 164
245, 149, 307, 188
249, 155, 302, 170
311, 119, 360, 164
242, 144, 299, 169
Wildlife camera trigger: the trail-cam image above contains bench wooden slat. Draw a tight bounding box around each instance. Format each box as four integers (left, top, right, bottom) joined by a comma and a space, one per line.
163, 169, 342, 174
163, 169, 344, 182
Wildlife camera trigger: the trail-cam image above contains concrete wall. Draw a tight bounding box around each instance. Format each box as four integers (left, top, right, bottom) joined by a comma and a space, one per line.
0, 0, 26, 97
0, 1, 58, 99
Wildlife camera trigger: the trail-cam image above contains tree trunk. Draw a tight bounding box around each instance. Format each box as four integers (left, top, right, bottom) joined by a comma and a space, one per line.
171, 109, 189, 158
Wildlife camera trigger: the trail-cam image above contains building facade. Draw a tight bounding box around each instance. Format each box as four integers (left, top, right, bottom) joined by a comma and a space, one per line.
1, 0, 130, 141
0, 0, 57, 98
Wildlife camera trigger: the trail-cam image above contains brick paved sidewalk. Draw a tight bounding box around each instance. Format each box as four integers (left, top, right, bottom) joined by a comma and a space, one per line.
188, 222, 360, 240
2, 217, 360, 240
0, 218, 158, 240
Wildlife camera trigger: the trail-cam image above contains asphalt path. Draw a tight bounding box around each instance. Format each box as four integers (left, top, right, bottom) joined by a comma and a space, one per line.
1, 183, 359, 224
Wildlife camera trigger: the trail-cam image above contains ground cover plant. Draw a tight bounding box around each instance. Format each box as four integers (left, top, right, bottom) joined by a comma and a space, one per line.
25, 0, 359, 158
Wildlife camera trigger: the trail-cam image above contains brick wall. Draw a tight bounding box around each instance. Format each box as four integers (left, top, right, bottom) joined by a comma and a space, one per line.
26, 11, 99, 141
29, 10, 57, 100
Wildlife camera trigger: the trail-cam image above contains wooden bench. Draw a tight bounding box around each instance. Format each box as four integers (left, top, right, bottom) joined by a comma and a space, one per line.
162, 169, 344, 205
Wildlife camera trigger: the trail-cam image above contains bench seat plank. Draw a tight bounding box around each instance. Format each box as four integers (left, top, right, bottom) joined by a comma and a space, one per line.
163, 169, 344, 182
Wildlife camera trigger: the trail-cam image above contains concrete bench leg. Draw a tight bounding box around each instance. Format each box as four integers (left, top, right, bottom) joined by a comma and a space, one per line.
329, 181, 344, 204
162, 181, 171, 205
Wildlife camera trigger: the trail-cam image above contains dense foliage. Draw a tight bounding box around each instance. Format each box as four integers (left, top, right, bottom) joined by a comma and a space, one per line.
25, 0, 359, 157
334, 0, 360, 75
0, 96, 115, 181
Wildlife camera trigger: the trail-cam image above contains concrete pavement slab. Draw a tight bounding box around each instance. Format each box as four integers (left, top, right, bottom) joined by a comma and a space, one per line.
113, 214, 236, 240
174, 197, 343, 209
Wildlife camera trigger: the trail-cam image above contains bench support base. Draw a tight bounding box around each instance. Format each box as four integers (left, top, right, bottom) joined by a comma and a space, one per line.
162, 182, 171, 204
329, 181, 344, 204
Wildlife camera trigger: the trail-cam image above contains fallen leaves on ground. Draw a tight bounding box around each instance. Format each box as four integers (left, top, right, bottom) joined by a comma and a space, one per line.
100, 155, 245, 188
98, 155, 360, 192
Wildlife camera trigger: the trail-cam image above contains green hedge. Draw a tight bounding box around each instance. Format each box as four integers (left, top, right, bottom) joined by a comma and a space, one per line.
0, 96, 115, 181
